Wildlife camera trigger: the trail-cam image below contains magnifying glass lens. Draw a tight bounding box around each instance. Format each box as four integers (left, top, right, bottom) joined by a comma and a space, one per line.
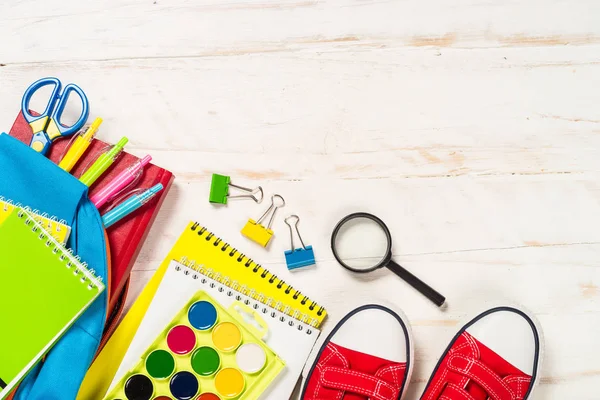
332, 216, 389, 271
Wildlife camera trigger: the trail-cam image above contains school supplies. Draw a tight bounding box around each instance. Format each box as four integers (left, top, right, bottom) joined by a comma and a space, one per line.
91, 155, 152, 208
81, 221, 326, 398
241, 195, 285, 247
209, 173, 264, 204
284, 215, 316, 270
106, 290, 285, 400
0, 197, 71, 245
21, 77, 90, 155
59, 117, 103, 172
102, 183, 164, 228
332, 212, 446, 307
80, 136, 128, 187
114, 261, 320, 400
9, 111, 174, 327
0, 207, 104, 399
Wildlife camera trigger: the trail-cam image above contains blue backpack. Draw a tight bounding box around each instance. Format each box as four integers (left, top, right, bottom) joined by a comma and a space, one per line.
0, 133, 108, 400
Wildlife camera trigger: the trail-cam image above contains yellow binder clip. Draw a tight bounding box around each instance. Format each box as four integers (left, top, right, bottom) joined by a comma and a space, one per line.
241, 195, 285, 247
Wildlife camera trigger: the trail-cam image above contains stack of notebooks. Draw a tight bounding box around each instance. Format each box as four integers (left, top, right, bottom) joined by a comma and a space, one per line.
0, 198, 71, 245
0, 202, 104, 399
9, 111, 174, 341
88, 222, 328, 399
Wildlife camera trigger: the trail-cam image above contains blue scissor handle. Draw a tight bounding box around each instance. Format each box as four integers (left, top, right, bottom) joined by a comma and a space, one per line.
50, 84, 90, 136
21, 77, 62, 124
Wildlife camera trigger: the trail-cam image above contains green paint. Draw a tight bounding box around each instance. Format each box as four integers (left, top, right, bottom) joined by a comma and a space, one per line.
145, 349, 175, 379
191, 346, 221, 376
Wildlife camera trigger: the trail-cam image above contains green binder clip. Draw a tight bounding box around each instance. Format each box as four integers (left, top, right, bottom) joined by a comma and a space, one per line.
209, 174, 264, 205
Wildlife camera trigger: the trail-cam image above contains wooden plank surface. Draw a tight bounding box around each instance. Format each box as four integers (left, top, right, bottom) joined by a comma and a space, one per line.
1, 0, 599, 398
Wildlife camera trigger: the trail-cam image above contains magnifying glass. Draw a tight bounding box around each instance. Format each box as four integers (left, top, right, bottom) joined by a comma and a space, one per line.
331, 212, 446, 307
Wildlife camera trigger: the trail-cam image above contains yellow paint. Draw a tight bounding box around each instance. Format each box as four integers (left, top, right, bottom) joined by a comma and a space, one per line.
214, 368, 245, 398
241, 219, 273, 247
212, 322, 241, 352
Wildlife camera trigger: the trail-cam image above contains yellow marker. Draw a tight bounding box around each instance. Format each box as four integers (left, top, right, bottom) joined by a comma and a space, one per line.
58, 117, 103, 172
214, 368, 245, 398
241, 195, 285, 248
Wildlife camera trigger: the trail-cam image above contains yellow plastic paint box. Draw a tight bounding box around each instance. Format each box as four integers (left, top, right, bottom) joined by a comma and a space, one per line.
104, 290, 284, 400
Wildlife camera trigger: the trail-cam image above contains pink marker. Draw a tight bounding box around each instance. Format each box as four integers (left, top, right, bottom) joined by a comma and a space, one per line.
91, 155, 152, 209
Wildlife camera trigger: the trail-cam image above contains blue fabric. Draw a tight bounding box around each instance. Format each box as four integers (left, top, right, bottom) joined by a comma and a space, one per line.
0, 133, 108, 399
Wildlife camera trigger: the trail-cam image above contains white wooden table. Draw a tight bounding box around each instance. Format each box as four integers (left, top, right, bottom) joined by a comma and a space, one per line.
1, 1, 598, 398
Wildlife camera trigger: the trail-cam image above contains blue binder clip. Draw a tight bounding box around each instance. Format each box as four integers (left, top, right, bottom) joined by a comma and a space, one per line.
284, 215, 316, 270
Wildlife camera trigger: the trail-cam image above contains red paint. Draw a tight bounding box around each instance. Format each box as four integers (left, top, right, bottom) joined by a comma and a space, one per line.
197, 393, 220, 400
167, 325, 196, 355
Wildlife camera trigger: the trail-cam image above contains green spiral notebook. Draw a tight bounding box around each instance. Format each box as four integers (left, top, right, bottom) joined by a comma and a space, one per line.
0, 207, 105, 399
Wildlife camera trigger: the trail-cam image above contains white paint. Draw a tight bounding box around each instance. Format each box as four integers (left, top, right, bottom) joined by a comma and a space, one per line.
236, 343, 267, 374
1, 0, 599, 398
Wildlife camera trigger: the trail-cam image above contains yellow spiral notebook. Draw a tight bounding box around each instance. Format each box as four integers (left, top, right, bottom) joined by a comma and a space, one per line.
179, 223, 327, 324
79, 221, 327, 399
0, 197, 71, 245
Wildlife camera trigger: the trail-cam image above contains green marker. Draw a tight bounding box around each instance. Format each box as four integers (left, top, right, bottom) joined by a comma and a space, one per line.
80, 136, 128, 187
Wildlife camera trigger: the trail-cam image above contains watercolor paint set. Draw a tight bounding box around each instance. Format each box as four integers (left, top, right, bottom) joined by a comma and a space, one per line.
105, 290, 284, 400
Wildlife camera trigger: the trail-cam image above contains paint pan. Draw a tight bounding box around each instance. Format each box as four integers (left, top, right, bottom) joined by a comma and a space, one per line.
104, 290, 284, 400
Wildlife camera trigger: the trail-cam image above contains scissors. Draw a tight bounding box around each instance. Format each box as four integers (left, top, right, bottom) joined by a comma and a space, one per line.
21, 77, 90, 155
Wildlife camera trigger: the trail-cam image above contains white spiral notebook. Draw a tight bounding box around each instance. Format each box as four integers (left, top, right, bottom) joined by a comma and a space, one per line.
112, 260, 320, 399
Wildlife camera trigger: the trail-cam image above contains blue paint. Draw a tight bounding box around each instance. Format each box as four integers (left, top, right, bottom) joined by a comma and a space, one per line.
169, 371, 198, 400
188, 301, 218, 330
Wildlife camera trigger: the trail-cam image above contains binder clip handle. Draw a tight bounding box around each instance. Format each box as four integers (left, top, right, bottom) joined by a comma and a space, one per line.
256, 195, 285, 229
229, 182, 264, 203
284, 214, 306, 251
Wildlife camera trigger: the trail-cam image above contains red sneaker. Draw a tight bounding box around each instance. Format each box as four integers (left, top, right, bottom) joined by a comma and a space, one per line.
421, 306, 543, 400
301, 304, 413, 400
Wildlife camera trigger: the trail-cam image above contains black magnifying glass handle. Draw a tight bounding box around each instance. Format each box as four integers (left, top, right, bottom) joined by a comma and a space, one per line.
387, 260, 446, 307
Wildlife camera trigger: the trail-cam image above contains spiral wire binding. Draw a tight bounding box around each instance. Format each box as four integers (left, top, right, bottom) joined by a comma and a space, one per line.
186, 222, 325, 324
175, 259, 315, 334
14, 208, 104, 291
1, 196, 69, 235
